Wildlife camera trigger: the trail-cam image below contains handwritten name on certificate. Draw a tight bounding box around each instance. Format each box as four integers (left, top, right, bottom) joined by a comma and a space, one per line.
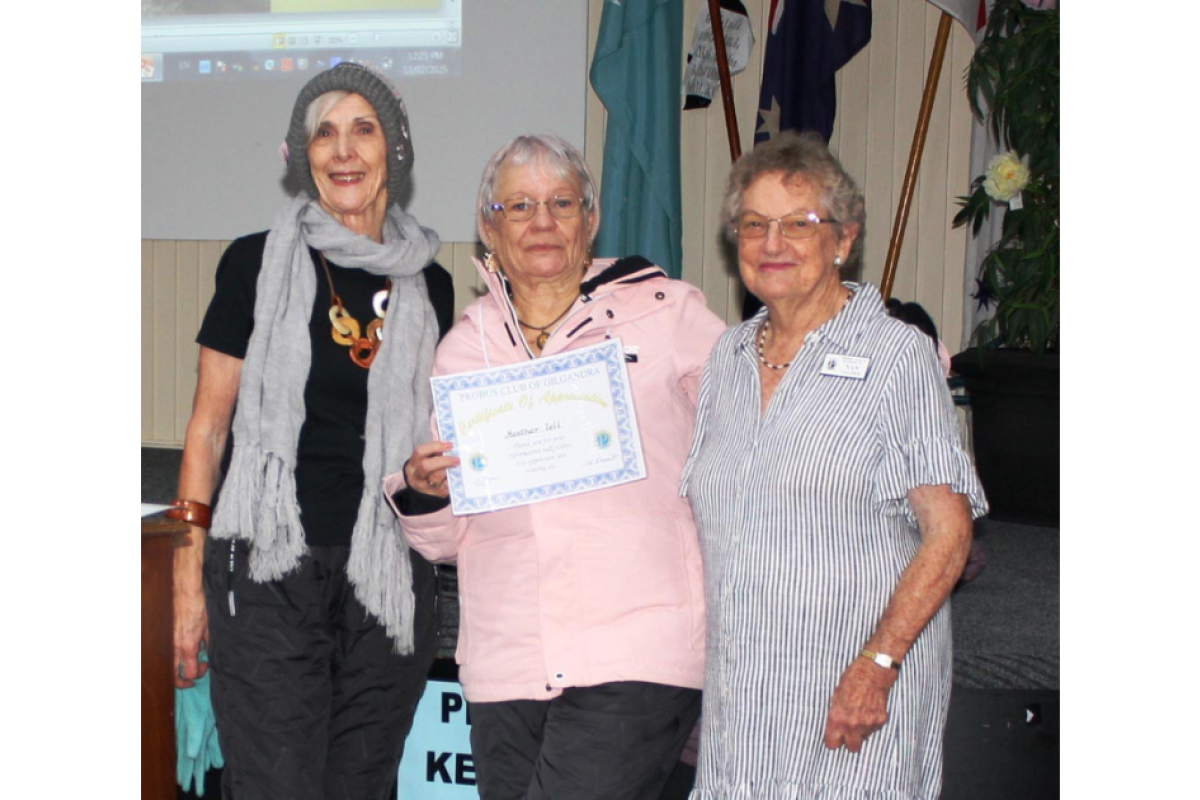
430, 339, 647, 515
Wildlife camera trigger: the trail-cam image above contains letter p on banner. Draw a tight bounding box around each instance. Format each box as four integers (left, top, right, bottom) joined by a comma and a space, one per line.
398, 678, 479, 797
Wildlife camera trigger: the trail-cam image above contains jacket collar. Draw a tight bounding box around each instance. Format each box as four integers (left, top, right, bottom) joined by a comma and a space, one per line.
468, 256, 671, 357
472, 255, 667, 304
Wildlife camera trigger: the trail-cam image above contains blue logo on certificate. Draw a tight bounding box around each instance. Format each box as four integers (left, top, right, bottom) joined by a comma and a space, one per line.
429, 339, 648, 514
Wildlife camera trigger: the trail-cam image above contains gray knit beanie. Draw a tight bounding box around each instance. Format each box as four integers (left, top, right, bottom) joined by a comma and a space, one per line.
285, 62, 413, 205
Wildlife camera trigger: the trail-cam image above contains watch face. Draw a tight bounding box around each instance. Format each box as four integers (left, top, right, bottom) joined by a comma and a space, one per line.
862, 649, 899, 669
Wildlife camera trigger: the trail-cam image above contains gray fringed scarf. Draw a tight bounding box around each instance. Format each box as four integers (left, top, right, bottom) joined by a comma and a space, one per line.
210, 194, 440, 654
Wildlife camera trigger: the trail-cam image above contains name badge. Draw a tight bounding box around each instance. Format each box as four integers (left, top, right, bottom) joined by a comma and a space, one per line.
820, 353, 871, 380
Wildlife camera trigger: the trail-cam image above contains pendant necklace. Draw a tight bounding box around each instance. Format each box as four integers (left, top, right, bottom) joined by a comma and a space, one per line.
518, 297, 577, 351
318, 252, 390, 369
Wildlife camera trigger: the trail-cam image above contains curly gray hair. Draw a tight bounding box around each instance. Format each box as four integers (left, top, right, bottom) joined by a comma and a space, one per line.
721, 131, 865, 268
476, 134, 599, 247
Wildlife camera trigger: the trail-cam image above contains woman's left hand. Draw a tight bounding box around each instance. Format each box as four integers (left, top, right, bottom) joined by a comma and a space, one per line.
823, 486, 972, 753
822, 657, 899, 752
403, 440, 459, 498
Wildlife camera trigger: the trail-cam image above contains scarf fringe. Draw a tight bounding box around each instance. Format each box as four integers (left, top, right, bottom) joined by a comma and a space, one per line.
347, 488, 416, 654
210, 445, 307, 581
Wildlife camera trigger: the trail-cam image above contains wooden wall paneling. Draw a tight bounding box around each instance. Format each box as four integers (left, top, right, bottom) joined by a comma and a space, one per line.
701, 119, 736, 322
910, 5, 951, 323
174, 241, 201, 444
830, 49, 870, 288
431, 241, 482, 321
861, 0, 901, 289
885, 0, 934, 302
454, 241, 487, 316
913, 10, 976, 354
196, 241, 225, 322
151, 241, 178, 444
831, 39, 872, 212
142, 241, 156, 442
941, 28, 977, 352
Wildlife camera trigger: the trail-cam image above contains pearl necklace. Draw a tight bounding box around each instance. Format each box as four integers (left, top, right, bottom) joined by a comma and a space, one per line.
756, 290, 855, 371
756, 318, 791, 370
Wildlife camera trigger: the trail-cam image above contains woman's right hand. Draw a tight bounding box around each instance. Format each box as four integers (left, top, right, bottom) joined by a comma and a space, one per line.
404, 441, 460, 498
174, 529, 210, 689
173, 347, 242, 690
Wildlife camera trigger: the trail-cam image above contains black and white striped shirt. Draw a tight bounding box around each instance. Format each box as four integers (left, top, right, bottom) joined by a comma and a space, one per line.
682, 282, 987, 800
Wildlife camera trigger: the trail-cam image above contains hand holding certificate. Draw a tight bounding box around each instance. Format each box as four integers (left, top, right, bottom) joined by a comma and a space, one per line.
430, 339, 647, 514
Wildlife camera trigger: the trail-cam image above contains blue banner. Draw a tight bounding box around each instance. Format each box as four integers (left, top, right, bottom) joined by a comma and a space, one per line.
397, 679, 478, 798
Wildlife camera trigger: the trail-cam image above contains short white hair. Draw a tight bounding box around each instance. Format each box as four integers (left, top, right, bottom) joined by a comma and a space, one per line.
476, 134, 598, 245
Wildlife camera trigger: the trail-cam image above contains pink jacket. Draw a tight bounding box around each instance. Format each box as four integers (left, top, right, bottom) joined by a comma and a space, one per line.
385, 257, 726, 702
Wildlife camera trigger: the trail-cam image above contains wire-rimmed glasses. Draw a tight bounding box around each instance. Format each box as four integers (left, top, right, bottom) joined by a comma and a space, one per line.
735, 210, 840, 239
489, 196, 585, 222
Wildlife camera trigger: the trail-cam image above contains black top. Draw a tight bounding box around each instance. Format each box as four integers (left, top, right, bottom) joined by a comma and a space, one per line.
197, 231, 454, 546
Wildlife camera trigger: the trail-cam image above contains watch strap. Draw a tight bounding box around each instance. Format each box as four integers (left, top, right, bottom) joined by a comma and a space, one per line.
860, 648, 901, 671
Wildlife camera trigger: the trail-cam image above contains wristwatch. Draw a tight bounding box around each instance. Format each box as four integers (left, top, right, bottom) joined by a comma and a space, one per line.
860, 648, 901, 671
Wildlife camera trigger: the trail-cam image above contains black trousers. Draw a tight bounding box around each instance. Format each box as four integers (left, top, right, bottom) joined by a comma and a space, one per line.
205, 540, 438, 800
468, 681, 702, 800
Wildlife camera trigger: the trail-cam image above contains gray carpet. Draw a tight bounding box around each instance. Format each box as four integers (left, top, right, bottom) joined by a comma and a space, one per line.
952, 518, 1059, 690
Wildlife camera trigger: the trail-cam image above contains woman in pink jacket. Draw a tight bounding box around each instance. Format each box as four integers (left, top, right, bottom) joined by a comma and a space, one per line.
386, 134, 726, 800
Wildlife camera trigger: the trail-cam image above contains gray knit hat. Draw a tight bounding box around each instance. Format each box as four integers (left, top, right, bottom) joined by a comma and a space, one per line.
285, 62, 413, 205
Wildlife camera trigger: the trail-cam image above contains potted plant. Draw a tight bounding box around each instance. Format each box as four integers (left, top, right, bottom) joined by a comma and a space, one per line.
950, 0, 1059, 526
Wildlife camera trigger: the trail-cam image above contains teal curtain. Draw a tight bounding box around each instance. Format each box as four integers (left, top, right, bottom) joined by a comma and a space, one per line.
589, 0, 684, 279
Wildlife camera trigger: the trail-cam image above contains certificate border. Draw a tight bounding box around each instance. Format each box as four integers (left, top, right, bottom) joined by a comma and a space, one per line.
430, 339, 645, 514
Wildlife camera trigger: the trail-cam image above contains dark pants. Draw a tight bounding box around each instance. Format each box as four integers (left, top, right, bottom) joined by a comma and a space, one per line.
468, 681, 702, 800
205, 540, 438, 800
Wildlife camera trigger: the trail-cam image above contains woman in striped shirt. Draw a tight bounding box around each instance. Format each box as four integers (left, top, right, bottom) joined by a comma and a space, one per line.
682, 131, 988, 799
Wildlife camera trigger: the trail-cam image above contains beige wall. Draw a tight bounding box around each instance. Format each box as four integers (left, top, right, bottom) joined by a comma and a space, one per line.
142, 0, 977, 446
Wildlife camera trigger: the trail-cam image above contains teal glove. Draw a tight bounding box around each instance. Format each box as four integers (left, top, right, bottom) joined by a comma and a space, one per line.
176, 649, 224, 797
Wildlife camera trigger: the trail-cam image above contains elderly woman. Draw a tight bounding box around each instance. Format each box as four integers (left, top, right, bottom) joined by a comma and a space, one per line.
387, 134, 726, 800
169, 63, 453, 799
681, 131, 988, 799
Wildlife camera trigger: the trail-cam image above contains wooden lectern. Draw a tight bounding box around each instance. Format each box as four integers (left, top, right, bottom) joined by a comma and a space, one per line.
142, 519, 189, 799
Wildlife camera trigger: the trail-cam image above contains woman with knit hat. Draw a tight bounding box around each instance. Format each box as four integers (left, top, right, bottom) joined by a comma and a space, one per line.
169, 63, 453, 799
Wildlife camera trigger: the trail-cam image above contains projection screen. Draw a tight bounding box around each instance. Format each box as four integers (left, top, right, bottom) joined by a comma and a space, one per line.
142, 1, 588, 243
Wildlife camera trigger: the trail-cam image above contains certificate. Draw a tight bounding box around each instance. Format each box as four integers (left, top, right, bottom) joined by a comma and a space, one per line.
430, 339, 646, 515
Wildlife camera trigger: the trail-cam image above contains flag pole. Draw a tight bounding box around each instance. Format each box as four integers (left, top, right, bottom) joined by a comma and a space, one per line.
707, 0, 742, 163
880, 11, 954, 301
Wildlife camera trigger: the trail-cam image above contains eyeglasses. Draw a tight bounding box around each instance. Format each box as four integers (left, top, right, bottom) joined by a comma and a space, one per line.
735, 210, 840, 239
489, 196, 585, 222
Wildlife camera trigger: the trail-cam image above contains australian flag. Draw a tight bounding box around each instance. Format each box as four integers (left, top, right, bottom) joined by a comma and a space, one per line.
754, 0, 873, 145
